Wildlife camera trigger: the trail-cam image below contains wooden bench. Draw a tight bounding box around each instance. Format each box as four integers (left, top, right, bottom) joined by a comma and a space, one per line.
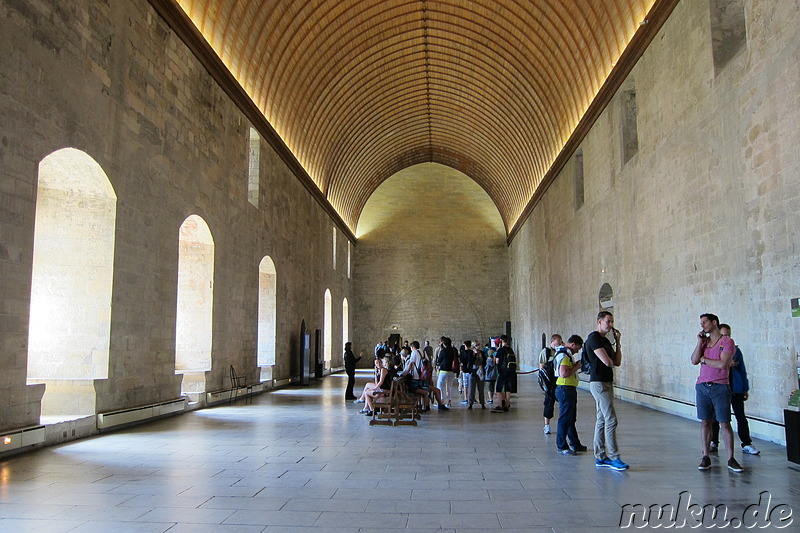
369, 389, 394, 426
369, 378, 422, 426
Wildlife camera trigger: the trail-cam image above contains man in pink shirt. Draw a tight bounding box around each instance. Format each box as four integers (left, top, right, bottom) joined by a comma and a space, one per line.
691, 313, 743, 472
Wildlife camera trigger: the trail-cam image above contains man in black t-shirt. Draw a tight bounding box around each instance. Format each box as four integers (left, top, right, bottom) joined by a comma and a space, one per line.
585, 311, 628, 471
491, 335, 516, 412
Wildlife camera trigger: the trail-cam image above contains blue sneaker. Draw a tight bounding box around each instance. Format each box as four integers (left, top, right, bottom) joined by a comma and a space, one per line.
595, 457, 612, 468
608, 458, 629, 471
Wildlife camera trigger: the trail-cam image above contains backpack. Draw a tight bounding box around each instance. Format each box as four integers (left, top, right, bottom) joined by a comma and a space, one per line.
504, 350, 517, 373
484, 350, 497, 381
537, 347, 556, 395
579, 343, 591, 375
552, 348, 571, 380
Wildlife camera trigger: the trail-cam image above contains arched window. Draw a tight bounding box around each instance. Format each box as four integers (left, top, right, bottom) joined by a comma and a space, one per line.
324, 289, 332, 368
175, 215, 214, 393
332, 227, 337, 269
27, 148, 117, 419
258, 256, 277, 369
248, 127, 260, 207
342, 297, 349, 349
599, 283, 614, 310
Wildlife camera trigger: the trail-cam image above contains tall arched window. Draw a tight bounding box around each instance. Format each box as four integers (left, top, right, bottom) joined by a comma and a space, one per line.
27, 148, 117, 418
324, 289, 332, 368
175, 215, 214, 393
248, 127, 260, 207
258, 256, 277, 370
347, 241, 351, 279
332, 228, 337, 269
342, 297, 349, 348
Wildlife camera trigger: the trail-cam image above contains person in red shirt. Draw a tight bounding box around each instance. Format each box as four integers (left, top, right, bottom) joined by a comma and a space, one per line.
691, 313, 743, 473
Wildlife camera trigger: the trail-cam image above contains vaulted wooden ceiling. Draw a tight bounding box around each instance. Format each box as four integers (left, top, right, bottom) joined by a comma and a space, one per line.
169, 0, 667, 235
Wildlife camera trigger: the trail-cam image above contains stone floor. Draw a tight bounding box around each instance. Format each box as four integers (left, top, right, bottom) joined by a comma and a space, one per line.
1, 371, 797, 532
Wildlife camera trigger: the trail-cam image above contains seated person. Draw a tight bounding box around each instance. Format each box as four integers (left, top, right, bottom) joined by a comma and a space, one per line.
363, 355, 395, 416
356, 356, 384, 403
421, 358, 448, 411
397, 342, 430, 410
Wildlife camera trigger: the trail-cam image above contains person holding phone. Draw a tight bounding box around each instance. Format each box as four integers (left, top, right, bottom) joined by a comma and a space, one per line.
584, 311, 628, 471
691, 313, 743, 472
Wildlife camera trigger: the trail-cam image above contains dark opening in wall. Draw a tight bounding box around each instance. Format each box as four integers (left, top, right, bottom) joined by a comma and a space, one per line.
574, 148, 584, 209
621, 82, 638, 165
710, 0, 747, 75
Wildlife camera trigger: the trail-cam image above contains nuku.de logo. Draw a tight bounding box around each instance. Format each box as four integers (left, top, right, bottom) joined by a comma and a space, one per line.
619, 491, 793, 529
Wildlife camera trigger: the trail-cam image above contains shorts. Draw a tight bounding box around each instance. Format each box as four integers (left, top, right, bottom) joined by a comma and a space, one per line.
496, 373, 517, 394
410, 379, 428, 392
695, 382, 731, 423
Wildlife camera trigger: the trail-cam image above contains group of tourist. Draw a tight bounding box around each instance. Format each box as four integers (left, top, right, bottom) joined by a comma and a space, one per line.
537, 311, 759, 473
536, 311, 628, 470
345, 335, 517, 416
344, 310, 760, 473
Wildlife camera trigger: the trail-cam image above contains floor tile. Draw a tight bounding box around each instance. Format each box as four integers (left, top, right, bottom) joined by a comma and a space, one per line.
0, 371, 796, 531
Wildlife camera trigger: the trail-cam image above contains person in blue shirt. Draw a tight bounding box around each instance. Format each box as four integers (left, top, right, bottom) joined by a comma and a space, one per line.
710, 324, 760, 455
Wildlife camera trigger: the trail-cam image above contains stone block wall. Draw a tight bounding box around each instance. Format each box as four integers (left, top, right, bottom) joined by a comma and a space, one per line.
0, 0, 351, 431
352, 164, 509, 363
509, 0, 800, 427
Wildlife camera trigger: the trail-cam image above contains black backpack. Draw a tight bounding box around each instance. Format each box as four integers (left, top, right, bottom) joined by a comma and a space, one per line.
504, 350, 517, 373
579, 343, 591, 375
537, 347, 556, 396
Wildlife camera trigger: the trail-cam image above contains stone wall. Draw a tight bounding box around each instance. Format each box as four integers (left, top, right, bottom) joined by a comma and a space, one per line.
0, 0, 351, 431
353, 164, 509, 363
509, 0, 800, 427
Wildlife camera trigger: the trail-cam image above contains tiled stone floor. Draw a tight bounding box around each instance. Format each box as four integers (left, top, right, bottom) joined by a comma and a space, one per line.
1, 371, 797, 532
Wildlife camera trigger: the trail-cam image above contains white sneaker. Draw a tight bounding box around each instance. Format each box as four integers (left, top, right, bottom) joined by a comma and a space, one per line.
543, 425, 551, 435
742, 445, 760, 455
709, 442, 718, 453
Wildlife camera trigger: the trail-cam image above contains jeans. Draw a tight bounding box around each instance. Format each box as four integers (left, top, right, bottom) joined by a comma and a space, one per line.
711, 392, 752, 446
590, 381, 619, 460
555, 385, 580, 450
345, 372, 355, 398
470, 374, 485, 405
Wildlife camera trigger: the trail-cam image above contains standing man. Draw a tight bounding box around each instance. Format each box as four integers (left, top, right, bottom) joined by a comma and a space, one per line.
459, 340, 474, 404
585, 311, 628, 471
555, 335, 587, 455
491, 335, 516, 412
692, 313, 744, 472
436, 337, 458, 408
423, 340, 434, 362
343, 342, 361, 400
710, 324, 760, 455
538, 334, 563, 434
374, 340, 387, 359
